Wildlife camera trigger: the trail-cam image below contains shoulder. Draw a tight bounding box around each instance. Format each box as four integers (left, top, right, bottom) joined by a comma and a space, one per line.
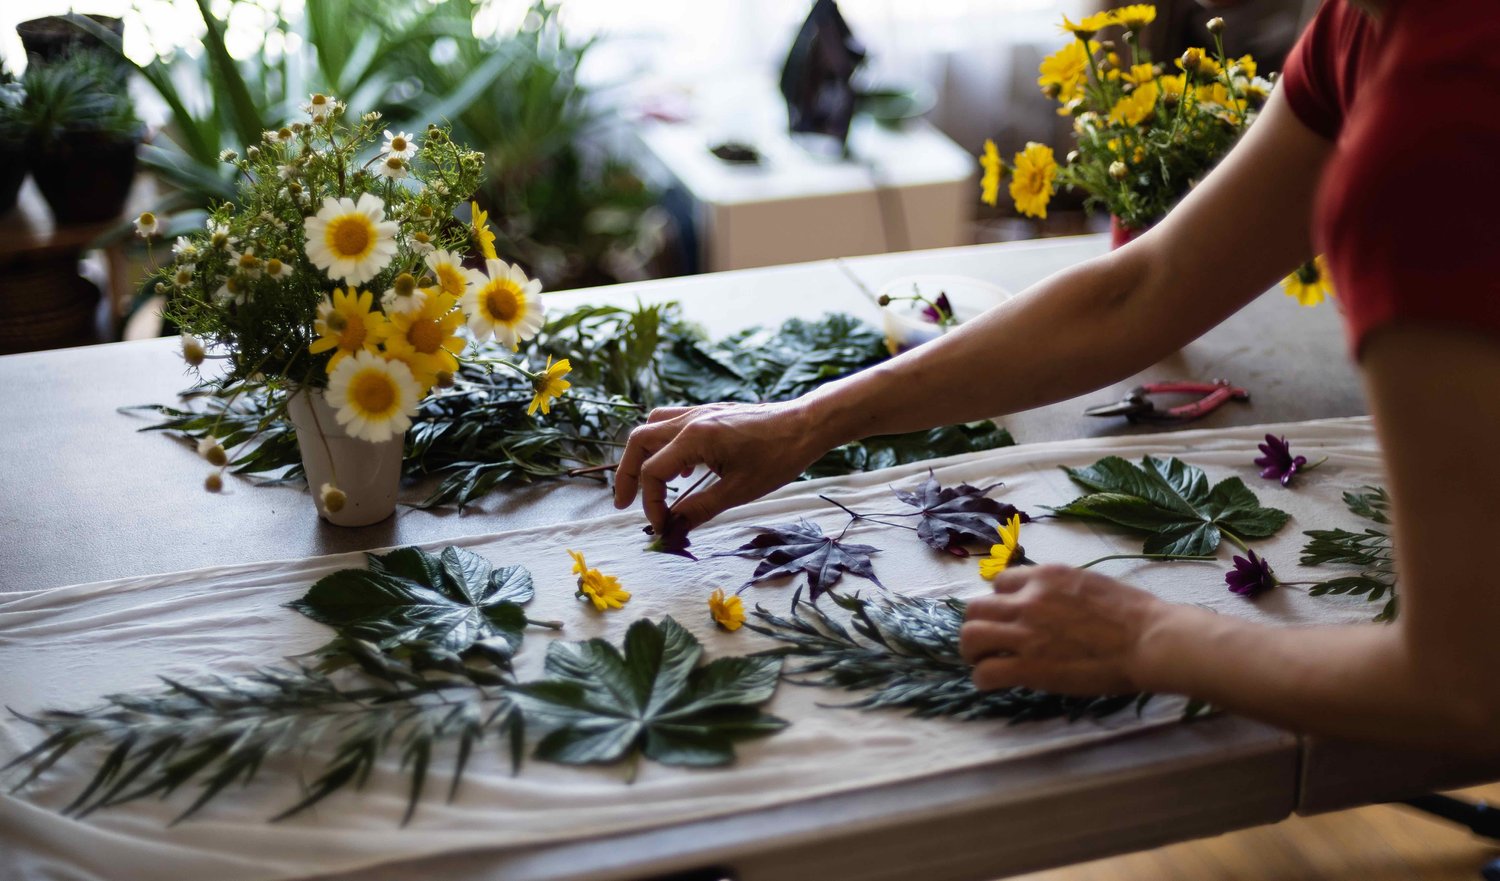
1280, 0, 1377, 140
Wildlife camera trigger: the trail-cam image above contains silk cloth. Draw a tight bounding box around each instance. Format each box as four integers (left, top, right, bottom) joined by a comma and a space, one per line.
0, 417, 1386, 881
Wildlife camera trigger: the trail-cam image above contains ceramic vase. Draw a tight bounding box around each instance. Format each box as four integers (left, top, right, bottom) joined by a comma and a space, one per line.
285, 388, 403, 526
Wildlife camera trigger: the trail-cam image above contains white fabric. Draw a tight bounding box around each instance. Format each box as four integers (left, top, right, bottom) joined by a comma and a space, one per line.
0, 417, 1387, 881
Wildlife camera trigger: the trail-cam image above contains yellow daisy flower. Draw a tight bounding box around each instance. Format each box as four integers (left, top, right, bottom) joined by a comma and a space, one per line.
1009, 142, 1058, 220
1037, 40, 1097, 105
383, 290, 466, 388
528, 356, 572, 416
1121, 63, 1157, 86
309, 287, 387, 372
462, 258, 545, 350
709, 588, 745, 632
470, 200, 498, 260
979, 514, 1026, 580
1107, 3, 1156, 31
1233, 54, 1257, 79
1282, 255, 1334, 307
1157, 73, 1186, 103
567, 550, 631, 611
324, 350, 423, 443
424, 249, 470, 301
979, 139, 1003, 207
1058, 11, 1115, 39
303, 193, 398, 286
1108, 80, 1160, 126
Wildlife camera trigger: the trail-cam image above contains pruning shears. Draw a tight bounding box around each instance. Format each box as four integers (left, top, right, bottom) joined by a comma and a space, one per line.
1084, 379, 1250, 423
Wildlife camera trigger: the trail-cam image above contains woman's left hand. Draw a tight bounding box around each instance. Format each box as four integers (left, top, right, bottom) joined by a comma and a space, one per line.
959, 564, 1165, 696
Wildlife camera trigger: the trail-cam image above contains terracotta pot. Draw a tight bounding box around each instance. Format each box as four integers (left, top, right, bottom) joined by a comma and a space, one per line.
285, 388, 404, 527
1109, 215, 1151, 249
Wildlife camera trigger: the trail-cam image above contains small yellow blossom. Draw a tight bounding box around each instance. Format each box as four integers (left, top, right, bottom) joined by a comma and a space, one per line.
708, 588, 746, 632
1121, 63, 1157, 86
1059, 11, 1115, 39
1009, 142, 1058, 220
979, 139, 1003, 207
309, 287, 387, 372
1107, 4, 1156, 31
1108, 80, 1159, 126
979, 514, 1026, 580
470, 200, 498, 260
528, 356, 572, 416
568, 550, 632, 611
1037, 40, 1098, 105
1282, 255, 1334, 307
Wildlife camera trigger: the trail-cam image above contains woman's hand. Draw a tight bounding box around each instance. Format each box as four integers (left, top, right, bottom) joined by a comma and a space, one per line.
959, 564, 1166, 696
612, 399, 836, 532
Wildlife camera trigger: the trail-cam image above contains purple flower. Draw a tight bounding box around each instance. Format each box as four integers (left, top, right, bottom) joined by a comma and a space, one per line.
1254, 434, 1308, 486
1225, 550, 1276, 597
920, 292, 954, 324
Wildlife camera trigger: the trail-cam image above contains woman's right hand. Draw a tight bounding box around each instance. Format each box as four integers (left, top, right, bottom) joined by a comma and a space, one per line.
611, 398, 837, 533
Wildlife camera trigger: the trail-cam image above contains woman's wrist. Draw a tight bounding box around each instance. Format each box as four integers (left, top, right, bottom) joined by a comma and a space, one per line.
799, 370, 888, 449
1127, 599, 1222, 695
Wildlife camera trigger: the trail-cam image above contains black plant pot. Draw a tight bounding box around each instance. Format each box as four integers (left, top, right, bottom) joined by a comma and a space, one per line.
0, 140, 25, 216
17, 15, 125, 68
29, 130, 139, 225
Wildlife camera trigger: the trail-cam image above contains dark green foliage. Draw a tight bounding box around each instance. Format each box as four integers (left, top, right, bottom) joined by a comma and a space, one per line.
1051, 456, 1290, 555
513, 617, 786, 776
16, 51, 139, 146
1301, 486, 1397, 622
745, 592, 1146, 722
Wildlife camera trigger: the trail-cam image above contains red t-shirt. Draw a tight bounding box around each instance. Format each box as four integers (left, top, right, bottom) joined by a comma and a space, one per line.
1280, 0, 1500, 355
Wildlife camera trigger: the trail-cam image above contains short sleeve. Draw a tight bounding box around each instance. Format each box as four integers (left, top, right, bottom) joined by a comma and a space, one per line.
1281, 2, 1346, 140
1320, 68, 1500, 355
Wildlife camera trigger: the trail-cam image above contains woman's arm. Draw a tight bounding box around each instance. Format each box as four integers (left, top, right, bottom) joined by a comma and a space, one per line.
615, 90, 1333, 531
962, 325, 1500, 752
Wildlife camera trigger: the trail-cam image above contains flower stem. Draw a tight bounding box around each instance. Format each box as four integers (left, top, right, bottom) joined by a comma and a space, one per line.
1077, 553, 1217, 570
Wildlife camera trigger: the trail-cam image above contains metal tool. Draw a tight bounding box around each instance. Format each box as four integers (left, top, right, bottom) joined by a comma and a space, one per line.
1084, 379, 1250, 423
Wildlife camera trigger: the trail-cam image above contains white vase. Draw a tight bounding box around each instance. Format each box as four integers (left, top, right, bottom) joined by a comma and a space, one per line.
285, 388, 404, 526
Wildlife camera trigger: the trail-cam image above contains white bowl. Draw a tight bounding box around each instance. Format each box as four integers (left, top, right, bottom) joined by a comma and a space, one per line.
876, 274, 1014, 355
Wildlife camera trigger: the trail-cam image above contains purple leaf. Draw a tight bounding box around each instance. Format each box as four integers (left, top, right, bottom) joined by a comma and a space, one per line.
718, 519, 882, 601
893, 473, 1029, 554
644, 514, 697, 561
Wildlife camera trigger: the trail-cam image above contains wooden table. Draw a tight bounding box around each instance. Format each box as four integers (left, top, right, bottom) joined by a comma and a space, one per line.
1, 235, 1492, 880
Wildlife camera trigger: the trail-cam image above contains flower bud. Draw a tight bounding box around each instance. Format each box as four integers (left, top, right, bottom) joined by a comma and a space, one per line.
877, 294, 892, 307
1100, 40, 1116, 51
204, 472, 223, 493
1066, 150, 1080, 164
181, 334, 206, 366
1180, 48, 1203, 73
435, 370, 456, 389
320, 482, 346, 513
1109, 160, 1129, 180
198, 437, 229, 467
417, 275, 437, 289
417, 205, 434, 219
246, 146, 260, 160
1206, 17, 1225, 35
1042, 82, 1062, 99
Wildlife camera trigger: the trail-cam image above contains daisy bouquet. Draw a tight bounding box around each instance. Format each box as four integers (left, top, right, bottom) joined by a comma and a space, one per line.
150, 96, 571, 494
978, 5, 1270, 231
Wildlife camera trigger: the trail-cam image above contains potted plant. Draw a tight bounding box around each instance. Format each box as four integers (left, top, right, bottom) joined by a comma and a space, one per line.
21, 51, 142, 224
16, 14, 125, 67
978, 5, 1269, 246
0, 64, 25, 216
149, 98, 568, 525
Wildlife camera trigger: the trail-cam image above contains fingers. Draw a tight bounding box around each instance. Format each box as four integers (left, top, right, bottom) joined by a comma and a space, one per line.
958, 619, 1025, 664
613, 420, 679, 509
972, 656, 1025, 692
988, 567, 1034, 594
638, 432, 710, 531
667, 477, 742, 532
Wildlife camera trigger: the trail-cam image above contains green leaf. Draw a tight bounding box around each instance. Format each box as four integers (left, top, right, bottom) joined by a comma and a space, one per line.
1051, 456, 1290, 555
289, 546, 536, 664
515, 617, 786, 771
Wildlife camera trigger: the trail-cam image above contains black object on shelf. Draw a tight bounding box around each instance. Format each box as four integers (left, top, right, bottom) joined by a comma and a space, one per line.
778, 0, 865, 153
708, 141, 762, 165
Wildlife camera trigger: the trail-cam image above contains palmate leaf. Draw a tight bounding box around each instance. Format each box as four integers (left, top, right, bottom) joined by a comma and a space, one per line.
289, 546, 536, 667
744, 591, 1146, 723
718, 520, 884, 601
892, 472, 1030, 555
1051, 456, 1290, 555
512, 617, 786, 776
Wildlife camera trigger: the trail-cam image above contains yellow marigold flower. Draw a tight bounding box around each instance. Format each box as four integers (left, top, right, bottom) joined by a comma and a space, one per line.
1234, 54, 1257, 79
383, 290, 466, 388
567, 550, 631, 611
1108, 80, 1159, 126
1157, 73, 1186, 103
979, 139, 1003, 207
1037, 40, 1097, 105
1107, 3, 1156, 30
528, 356, 572, 416
1282, 255, 1334, 307
1009, 142, 1058, 220
470, 200, 498, 260
1058, 11, 1114, 39
310, 287, 387, 372
1122, 63, 1156, 86
979, 514, 1026, 580
708, 588, 746, 632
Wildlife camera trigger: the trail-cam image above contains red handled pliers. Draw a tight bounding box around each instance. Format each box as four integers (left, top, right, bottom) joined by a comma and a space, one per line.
1084, 379, 1250, 423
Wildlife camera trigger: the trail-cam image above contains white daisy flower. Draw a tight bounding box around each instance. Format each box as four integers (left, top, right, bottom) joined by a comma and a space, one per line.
206, 223, 234, 251
303, 93, 335, 119
381, 272, 427, 316
423, 249, 470, 300
461, 259, 545, 350
381, 130, 418, 160
375, 155, 408, 180
324, 350, 423, 443
219, 149, 238, 163
214, 275, 251, 306
409, 230, 436, 254
171, 265, 195, 288
303, 193, 398, 286
278, 162, 298, 181
134, 211, 160, 238
229, 247, 263, 279
362, 110, 383, 123
181, 334, 206, 366
172, 236, 198, 259
264, 257, 290, 281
